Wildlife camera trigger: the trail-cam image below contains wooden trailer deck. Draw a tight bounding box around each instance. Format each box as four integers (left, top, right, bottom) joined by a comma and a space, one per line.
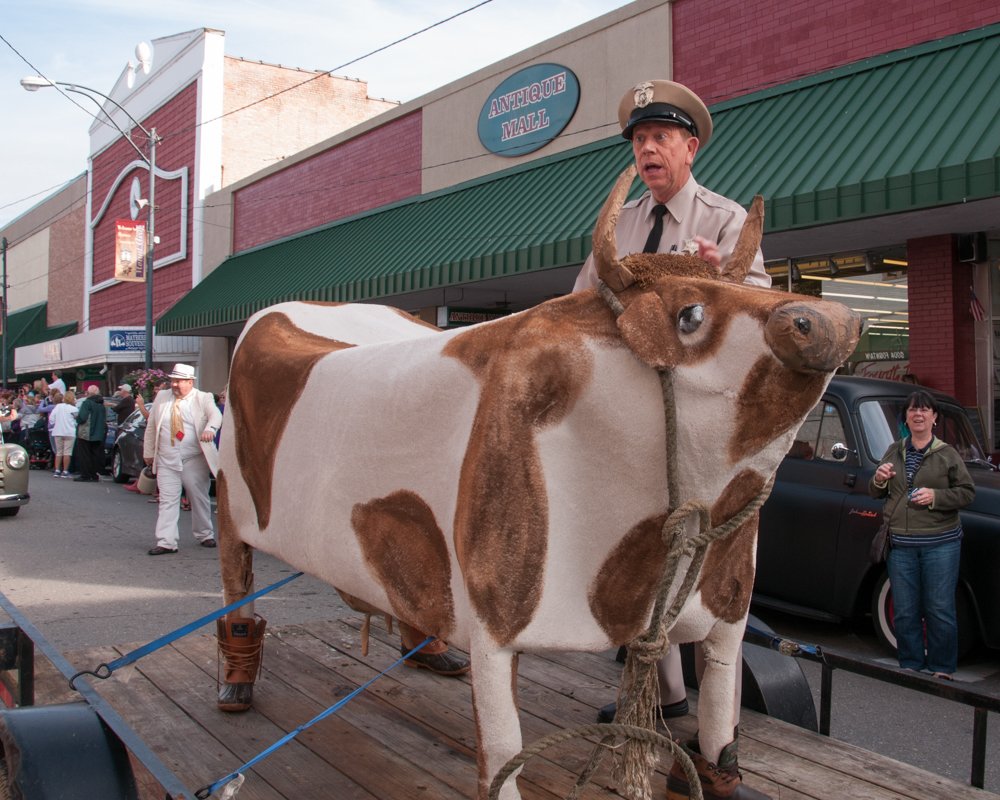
32, 617, 997, 800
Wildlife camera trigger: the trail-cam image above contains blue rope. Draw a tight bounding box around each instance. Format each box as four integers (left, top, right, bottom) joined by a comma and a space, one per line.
194, 636, 436, 799
69, 571, 305, 690
745, 623, 824, 658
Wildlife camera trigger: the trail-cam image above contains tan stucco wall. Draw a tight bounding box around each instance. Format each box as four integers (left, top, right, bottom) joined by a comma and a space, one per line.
421, 0, 671, 192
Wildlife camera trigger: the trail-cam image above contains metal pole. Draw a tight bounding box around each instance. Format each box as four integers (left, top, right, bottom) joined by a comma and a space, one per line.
144, 129, 157, 369
1, 236, 7, 389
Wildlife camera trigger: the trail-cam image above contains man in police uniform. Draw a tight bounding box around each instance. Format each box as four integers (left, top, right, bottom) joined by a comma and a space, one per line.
575, 80, 770, 800
574, 79, 770, 291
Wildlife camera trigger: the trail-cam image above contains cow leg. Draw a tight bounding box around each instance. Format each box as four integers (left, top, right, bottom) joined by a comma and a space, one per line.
471, 636, 522, 800
666, 621, 770, 799
694, 621, 743, 761
216, 474, 266, 712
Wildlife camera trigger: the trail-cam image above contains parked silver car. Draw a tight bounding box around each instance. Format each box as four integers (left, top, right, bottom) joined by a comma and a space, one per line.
0, 426, 30, 517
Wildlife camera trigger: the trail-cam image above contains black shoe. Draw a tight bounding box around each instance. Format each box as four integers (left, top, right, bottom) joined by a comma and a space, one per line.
200, 539, 217, 548
148, 546, 178, 555
596, 697, 689, 724
401, 646, 470, 676
73, 476, 97, 482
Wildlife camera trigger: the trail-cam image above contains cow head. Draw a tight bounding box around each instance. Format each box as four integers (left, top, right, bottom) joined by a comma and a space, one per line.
592, 164, 862, 500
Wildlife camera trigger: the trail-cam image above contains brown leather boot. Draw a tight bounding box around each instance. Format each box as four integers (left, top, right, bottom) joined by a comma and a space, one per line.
400, 637, 470, 676
217, 615, 267, 712
666, 736, 771, 800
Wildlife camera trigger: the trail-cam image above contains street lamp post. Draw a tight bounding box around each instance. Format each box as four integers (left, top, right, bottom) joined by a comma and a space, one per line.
21, 75, 159, 369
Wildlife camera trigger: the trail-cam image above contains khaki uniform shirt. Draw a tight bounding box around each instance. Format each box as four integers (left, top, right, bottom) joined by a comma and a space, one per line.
573, 175, 770, 292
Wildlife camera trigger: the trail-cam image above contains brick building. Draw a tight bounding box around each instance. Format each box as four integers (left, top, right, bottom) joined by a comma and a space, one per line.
7, 27, 397, 387
160, 0, 999, 449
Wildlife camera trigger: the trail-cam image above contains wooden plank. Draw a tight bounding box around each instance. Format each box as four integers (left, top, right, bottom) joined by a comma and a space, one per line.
113, 639, 379, 800
175, 626, 476, 800
37, 620, 994, 800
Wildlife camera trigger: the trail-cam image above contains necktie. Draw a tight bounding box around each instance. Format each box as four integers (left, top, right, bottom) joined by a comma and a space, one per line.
170, 398, 183, 445
642, 204, 668, 253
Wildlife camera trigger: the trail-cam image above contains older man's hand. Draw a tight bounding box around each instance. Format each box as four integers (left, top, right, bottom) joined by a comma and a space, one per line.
200, 430, 215, 442
694, 235, 721, 268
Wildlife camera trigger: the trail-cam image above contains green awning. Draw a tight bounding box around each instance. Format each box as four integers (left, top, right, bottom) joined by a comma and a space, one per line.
2, 302, 77, 381
699, 24, 1000, 230
158, 23, 1000, 336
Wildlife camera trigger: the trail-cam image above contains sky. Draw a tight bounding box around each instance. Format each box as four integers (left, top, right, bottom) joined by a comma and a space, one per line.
0, 0, 628, 227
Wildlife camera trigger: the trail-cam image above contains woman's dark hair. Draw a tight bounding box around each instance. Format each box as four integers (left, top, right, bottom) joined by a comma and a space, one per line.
905, 390, 937, 413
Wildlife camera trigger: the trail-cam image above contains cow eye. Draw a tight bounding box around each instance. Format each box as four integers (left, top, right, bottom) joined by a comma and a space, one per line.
678, 304, 704, 334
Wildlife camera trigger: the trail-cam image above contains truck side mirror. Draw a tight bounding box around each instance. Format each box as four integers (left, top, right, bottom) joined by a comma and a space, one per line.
830, 442, 855, 461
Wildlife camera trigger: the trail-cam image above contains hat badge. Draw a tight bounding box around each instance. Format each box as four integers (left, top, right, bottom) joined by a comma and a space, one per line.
633, 82, 655, 109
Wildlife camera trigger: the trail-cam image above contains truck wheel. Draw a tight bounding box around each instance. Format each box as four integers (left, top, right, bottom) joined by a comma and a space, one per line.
1, 757, 10, 800
871, 570, 977, 659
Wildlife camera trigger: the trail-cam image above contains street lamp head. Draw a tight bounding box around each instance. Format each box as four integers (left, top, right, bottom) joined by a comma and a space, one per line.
20, 76, 56, 92
135, 41, 153, 75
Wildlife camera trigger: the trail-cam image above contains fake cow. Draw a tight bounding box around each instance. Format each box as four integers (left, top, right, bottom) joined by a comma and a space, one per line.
214, 165, 861, 800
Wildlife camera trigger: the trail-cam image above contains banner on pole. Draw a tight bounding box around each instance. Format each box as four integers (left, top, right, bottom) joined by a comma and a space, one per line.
114, 219, 146, 282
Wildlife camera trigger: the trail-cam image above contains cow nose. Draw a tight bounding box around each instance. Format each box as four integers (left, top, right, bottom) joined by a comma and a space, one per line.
765, 302, 862, 373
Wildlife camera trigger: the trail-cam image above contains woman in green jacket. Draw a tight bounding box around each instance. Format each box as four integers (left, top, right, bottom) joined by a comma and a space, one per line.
870, 390, 975, 678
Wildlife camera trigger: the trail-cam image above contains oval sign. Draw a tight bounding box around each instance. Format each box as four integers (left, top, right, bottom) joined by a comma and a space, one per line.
477, 63, 580, 158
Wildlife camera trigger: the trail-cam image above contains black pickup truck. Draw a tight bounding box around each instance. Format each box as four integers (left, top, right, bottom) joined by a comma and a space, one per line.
753, 376, 1000, 656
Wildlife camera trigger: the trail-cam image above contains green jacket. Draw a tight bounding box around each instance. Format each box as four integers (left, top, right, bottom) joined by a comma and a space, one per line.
76, 396, 108, 443
869, 436, 975, 538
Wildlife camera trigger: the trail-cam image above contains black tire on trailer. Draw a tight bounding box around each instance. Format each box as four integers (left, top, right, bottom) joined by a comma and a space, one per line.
0, 703, 138, 799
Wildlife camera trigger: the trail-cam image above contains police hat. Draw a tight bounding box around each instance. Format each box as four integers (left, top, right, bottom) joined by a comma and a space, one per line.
618, 80, 713, 146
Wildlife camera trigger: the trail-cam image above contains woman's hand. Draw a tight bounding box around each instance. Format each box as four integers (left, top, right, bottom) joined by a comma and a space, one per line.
875, 462, 896, 484
909, 487, 934, 506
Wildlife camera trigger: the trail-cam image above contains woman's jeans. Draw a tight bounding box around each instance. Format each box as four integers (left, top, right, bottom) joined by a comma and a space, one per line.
886, 539, 961, 673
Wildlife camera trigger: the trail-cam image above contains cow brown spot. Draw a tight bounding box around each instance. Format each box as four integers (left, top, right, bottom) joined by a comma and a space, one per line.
351, 490, 456, 639
730, 356, 827, 463
230, 312, 352, 529
589, 514, 671, 643
698, 470, 766, 623
445, 296, 617, 646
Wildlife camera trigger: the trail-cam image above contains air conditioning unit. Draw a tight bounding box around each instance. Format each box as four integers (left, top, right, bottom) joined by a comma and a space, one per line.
957, 232, 987, 263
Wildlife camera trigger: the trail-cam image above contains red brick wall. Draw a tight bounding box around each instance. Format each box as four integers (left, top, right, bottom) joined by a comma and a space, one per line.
89, 82, 198, 328
673, 0, 1000, 104
905, 234, 977, 403
232, 111, 422, 252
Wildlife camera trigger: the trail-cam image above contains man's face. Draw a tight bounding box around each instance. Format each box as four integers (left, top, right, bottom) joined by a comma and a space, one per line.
631, 121, 699, 203
171, 378, 194, 398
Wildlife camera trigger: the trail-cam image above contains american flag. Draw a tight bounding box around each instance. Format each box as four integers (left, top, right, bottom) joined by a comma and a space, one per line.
970, 287, 986, 322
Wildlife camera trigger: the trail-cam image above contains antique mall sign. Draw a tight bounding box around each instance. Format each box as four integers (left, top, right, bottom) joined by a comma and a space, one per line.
478, 63, 580, 157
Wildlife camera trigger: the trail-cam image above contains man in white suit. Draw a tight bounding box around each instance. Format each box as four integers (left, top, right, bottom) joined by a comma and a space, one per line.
144, 363, 223, 555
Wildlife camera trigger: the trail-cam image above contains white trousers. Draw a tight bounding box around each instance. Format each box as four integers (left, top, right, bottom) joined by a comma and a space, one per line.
153, 453, 215, 549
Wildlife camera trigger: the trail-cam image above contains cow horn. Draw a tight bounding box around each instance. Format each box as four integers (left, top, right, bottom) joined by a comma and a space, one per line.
593, 165, 638, 292
719, 194, 765, 283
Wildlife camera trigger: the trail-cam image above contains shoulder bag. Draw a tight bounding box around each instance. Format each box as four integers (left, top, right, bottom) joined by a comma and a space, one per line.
76, 409, 91, 440
869, 491, 904, 564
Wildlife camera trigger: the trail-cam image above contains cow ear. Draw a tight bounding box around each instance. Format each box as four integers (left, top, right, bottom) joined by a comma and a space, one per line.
616, 292, 680, 369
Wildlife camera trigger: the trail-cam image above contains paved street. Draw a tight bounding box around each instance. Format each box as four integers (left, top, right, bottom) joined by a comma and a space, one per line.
2, 472, 998, 792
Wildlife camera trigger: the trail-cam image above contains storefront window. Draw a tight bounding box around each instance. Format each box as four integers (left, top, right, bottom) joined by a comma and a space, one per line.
767, 251, 909, 380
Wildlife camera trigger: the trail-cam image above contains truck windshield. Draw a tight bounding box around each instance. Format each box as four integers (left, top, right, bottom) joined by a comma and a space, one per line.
858, 398, 988, 465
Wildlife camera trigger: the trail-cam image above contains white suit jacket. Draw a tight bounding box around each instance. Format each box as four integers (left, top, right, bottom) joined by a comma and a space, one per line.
143, 388, 223, 475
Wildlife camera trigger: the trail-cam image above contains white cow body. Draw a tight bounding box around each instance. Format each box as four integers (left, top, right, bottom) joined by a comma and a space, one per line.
216, 171, 862, 799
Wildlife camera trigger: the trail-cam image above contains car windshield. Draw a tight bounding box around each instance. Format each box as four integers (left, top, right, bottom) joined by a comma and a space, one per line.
858, 398, 989, 466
